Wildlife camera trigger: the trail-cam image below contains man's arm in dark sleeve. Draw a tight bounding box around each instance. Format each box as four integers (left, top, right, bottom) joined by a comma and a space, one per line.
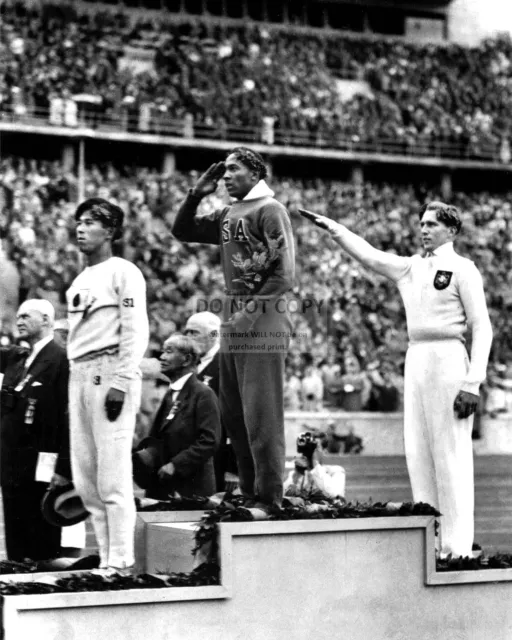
0, 347, 11, 374
54, 354, 71, 480
170, 389, 220, 477
142, 391, 172, 443
1, 346, 22, 374
172, 191, 222, 245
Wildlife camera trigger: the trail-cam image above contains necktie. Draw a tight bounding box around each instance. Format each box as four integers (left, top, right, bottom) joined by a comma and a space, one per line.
15, 348, 32, 384
164, 389, 180, 420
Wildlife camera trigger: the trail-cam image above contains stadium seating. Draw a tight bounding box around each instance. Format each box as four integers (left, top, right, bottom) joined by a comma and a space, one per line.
1, 1, 512, 159
2, 156, 511, 385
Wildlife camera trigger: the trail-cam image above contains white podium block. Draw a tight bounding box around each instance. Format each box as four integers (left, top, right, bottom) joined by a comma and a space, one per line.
134, 510, 207, 573
145, 522, 198, 574
2, 517, 512, 640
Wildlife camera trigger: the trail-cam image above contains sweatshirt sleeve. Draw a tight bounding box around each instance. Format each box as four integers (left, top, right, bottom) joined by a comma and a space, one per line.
55, 352, 72, 479
238, 201, 295, 325
457, 263, 493, 395
254, 202, 295, 297
111, 263, 150, 393
172, 190, 223, 245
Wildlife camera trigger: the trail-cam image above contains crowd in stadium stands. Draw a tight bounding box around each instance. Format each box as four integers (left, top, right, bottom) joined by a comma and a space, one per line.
2, 155, 512, 415
1, 1, 512, 159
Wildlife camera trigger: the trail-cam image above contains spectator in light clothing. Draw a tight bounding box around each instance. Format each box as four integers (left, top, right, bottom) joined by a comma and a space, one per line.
301, 363, 324, 412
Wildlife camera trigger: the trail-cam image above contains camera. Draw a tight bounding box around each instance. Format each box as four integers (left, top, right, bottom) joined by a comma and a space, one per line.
296, 431, 318, 458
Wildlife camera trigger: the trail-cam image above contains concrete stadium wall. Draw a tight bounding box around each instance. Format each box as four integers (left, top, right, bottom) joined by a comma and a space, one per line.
285, 412, 512, 456
448, 0, 512, 44
3, 517, 512, 640
286, 411, 405, 456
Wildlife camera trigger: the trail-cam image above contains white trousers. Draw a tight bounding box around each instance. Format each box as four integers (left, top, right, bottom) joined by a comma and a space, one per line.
404, 340, 474, 558
69, 354, 141, 569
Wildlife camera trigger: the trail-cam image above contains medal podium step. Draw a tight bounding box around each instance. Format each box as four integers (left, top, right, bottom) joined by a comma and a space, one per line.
2, 516, 512, 640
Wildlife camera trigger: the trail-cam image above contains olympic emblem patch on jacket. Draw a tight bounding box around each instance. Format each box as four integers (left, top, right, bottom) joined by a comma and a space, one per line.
433, 270, 453, 290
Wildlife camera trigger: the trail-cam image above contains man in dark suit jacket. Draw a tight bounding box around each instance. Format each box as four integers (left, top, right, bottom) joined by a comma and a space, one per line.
133, 333, 220, 499
184, 312, 239, 493
0, 299, 71, 561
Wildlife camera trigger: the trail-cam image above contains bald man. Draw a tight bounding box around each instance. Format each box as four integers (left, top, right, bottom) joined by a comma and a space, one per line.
184, 312, 239, 492
184, 312, 221, 393
0, 299, 72, 561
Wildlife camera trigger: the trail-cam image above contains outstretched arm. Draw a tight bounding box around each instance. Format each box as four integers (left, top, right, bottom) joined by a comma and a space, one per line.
298, 209, 409, 282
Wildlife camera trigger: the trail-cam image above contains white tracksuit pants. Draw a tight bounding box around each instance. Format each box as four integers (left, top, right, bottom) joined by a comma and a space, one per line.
404, 340, 474, 558
69, 354, 141, 569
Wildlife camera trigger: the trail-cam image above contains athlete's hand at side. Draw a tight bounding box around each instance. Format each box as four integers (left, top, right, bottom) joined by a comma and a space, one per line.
453, 390, 479, 420
158, 462, 175, 480
105, 387, 125, 421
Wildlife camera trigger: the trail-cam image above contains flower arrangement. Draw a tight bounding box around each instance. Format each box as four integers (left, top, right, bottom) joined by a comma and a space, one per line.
0, 496, 510, 594
231, 233, 284, 292
191, 495, 441, 562
0, 563, 219, 594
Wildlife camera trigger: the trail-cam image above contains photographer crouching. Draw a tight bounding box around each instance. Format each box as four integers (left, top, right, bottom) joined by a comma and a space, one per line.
284, 432, 346, 500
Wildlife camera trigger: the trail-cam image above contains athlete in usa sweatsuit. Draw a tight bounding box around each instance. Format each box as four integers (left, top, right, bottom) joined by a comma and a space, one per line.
67, 198, 149, 571
301, 202, 492, 558
173, 148, 295, 509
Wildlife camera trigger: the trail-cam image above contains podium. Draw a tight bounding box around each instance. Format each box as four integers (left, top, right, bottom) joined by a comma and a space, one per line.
1, 515, 512, 639
134, 510, 207, 574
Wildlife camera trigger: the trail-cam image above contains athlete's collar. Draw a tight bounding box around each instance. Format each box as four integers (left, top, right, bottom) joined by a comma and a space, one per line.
237, 180, 275, 202
431, 241, 454, 257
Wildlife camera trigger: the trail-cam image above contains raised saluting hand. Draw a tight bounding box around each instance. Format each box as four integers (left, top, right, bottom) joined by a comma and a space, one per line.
192, 162, 227, 198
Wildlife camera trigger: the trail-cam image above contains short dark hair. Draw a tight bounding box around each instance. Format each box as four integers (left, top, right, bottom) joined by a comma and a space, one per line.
75, 198, 124, 240
166, 333, 201, 367
227, 147, 267, 180
419, 201, 462, 234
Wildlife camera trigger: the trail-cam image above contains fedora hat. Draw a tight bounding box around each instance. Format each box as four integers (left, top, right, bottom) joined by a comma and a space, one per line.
41, 484, 89, 527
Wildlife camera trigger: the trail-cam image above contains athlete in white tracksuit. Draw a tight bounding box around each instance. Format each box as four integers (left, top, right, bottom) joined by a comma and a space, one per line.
301, 202, 492, 558
67, 198, 149, 571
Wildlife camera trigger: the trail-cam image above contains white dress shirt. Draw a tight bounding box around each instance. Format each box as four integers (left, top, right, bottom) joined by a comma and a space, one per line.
25, 334, 54, 370
166, 372, 194, 417
197, 344, 219, 375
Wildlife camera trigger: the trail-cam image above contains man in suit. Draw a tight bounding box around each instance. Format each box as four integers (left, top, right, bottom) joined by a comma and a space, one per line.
133, 333, 220, 499
0, 299, 71, 561
184, 312, 239, 493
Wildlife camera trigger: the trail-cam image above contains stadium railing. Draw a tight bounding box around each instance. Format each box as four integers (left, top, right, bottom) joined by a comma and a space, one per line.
0, 105, 503, 163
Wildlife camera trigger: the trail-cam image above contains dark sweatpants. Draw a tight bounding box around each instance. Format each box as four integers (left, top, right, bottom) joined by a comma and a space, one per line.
219, 349, 286, 507
2, 483, 61, 561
